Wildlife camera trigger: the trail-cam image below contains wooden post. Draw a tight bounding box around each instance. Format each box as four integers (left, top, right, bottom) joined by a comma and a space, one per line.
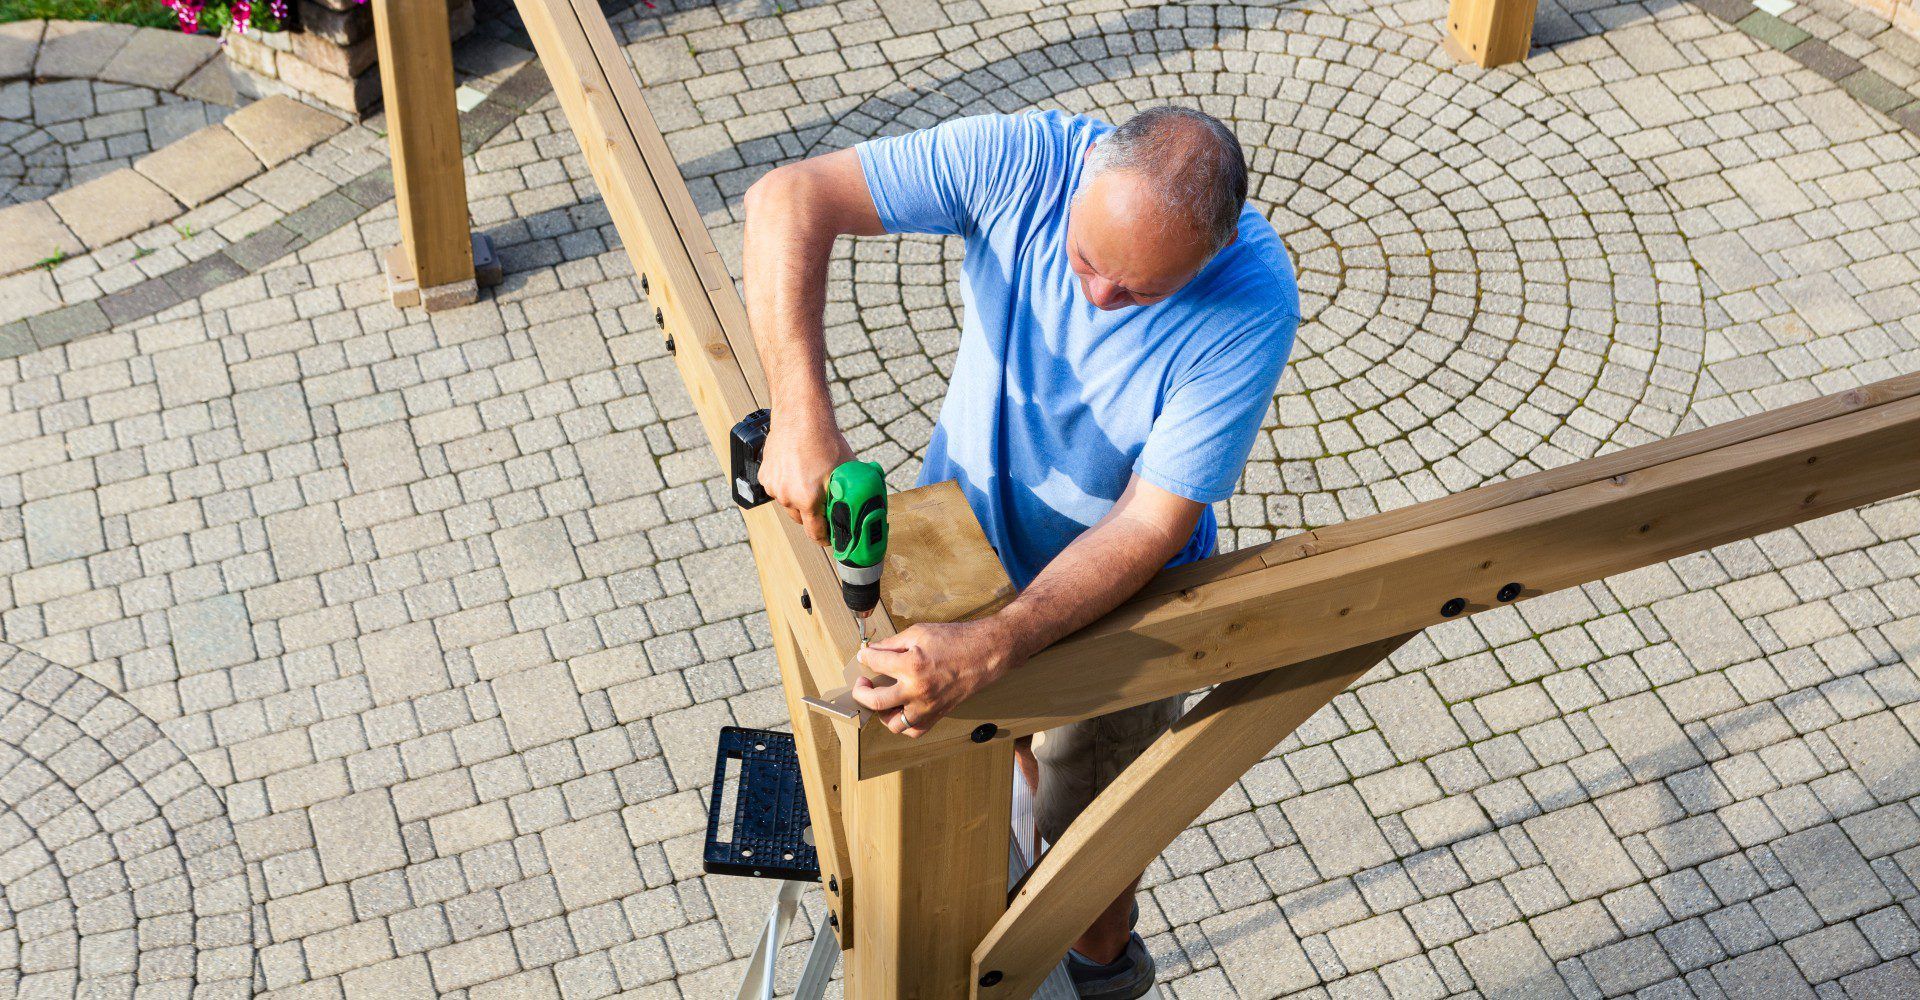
758, 585, 855, 941
848, 741, 1013, 998
371, 0, 490, 310
1444, 0, 1537, 67
837, 481, 1020, 997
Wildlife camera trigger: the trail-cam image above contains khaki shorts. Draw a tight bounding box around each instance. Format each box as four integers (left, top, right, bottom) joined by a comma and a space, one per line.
1032, 693, 1186, 846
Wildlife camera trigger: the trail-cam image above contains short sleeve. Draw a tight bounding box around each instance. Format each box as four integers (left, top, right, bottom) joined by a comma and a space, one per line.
855, 114, 1041, 237
1136, 312, 1297, 504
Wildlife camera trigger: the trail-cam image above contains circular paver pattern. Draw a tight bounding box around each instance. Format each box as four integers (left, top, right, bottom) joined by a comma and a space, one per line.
0, 644, 254, 1000
0, 79, 232, 206
0, 120, 67, 206
813, 8, 1704, 544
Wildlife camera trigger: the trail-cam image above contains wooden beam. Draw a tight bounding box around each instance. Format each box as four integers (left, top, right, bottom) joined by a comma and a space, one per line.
760, 594, 855, 942
555, 0, 770, 400
1444, 0, 1537, 67
973, 632, 1417, 998
760, 480, 1015, 948
859, 378, 1920, 776
509, 7, 1028, 991
371, 0, 475, 294
512, 0, 880, 710
1146, 374, 1920, 599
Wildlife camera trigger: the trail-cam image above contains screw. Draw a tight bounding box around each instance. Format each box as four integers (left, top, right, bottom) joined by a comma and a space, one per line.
654, 307, 663, 327
827, 875, 838, 894
664, 334, 675, 354
641, 273, 649, 294
829, 913, 839, 929
980, 971, 1003, 987
1497, 582, 1523, 602
800, 590, 812, 613
1440, 597, 1466, 618
971, 723, 997, 743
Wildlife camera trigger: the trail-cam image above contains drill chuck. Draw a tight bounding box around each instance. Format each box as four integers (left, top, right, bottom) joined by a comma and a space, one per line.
836, 560, 883, 616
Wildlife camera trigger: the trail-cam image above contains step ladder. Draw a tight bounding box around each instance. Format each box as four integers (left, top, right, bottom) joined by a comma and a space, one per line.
705, 727, 1088, 999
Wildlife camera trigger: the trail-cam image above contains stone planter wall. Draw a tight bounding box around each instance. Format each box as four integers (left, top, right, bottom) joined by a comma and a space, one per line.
224, 0, 474, 119
1844, 0, 1920, 39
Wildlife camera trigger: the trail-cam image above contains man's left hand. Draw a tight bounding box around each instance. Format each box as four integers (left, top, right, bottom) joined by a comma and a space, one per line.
850, 619, 1023, 737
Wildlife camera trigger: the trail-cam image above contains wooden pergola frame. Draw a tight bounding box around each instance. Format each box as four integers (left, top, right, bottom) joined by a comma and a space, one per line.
369, 0, 1919, 996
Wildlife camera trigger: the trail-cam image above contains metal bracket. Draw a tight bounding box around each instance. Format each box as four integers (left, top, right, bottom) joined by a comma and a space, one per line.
801, 651, 872, 727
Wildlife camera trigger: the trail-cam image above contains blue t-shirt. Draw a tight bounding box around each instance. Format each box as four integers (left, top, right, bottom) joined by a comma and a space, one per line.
856, 110, 1299, 588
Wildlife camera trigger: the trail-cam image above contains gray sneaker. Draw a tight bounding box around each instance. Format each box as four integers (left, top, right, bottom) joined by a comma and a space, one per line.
1065, 932, 1156, 999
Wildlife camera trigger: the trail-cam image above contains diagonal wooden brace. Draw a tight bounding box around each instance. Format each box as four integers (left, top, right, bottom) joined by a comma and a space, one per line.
971, 632, 1419, 998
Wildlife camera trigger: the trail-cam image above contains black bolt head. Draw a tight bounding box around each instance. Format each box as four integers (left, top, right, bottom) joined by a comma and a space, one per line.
1440, 597, 1467, 618
1497, 582, 1523, 602
800, 590, 811, 612
980, 971, 1003, 987
971, 723, 997, 744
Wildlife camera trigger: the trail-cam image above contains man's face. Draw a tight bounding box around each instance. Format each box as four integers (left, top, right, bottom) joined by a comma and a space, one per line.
1065, 168, 1223, 311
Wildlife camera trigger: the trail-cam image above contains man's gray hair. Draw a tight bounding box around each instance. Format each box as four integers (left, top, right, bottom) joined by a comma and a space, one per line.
1084, 105, 1248, 255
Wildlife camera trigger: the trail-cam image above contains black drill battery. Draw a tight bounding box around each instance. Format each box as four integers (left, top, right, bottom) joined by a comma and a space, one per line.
730, 408, 772, 509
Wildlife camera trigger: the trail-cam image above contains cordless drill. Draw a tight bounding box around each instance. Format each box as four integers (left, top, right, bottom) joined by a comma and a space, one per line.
730, 409, 888, 638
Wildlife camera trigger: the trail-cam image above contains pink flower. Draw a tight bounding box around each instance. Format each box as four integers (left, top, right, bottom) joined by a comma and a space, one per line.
170, 0, 203, 33
270, 0, 287, 17
232, 0, 251, 33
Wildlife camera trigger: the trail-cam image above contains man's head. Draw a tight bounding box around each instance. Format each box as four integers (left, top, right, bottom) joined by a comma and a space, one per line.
1067, 106, 1249, 310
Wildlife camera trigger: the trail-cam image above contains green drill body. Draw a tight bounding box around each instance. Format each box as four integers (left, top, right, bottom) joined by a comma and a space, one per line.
824, 460, 888, 633
728, 409, 889, 638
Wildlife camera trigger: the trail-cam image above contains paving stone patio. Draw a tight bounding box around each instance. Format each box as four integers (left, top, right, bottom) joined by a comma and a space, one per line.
0, 18, 354, 278
0, 0, 1918, 997
0, 79, 231, 206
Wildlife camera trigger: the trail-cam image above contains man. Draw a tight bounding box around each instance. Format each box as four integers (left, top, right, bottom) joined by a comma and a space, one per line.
743, 105, 1299, 996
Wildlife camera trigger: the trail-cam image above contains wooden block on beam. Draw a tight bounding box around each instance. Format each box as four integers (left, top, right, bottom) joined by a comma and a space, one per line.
881, 481, 1015, 630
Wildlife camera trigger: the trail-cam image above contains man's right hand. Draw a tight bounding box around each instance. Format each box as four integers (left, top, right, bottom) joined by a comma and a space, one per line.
758, 411, 853, 546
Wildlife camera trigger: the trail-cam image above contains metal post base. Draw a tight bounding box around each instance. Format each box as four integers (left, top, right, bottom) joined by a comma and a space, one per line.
384, 233, 502, 311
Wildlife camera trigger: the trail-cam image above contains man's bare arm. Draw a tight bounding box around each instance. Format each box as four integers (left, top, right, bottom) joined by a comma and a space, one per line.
741, 149, 888, 543
853, 477, 1205, 735
996, 478, 1201, 663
